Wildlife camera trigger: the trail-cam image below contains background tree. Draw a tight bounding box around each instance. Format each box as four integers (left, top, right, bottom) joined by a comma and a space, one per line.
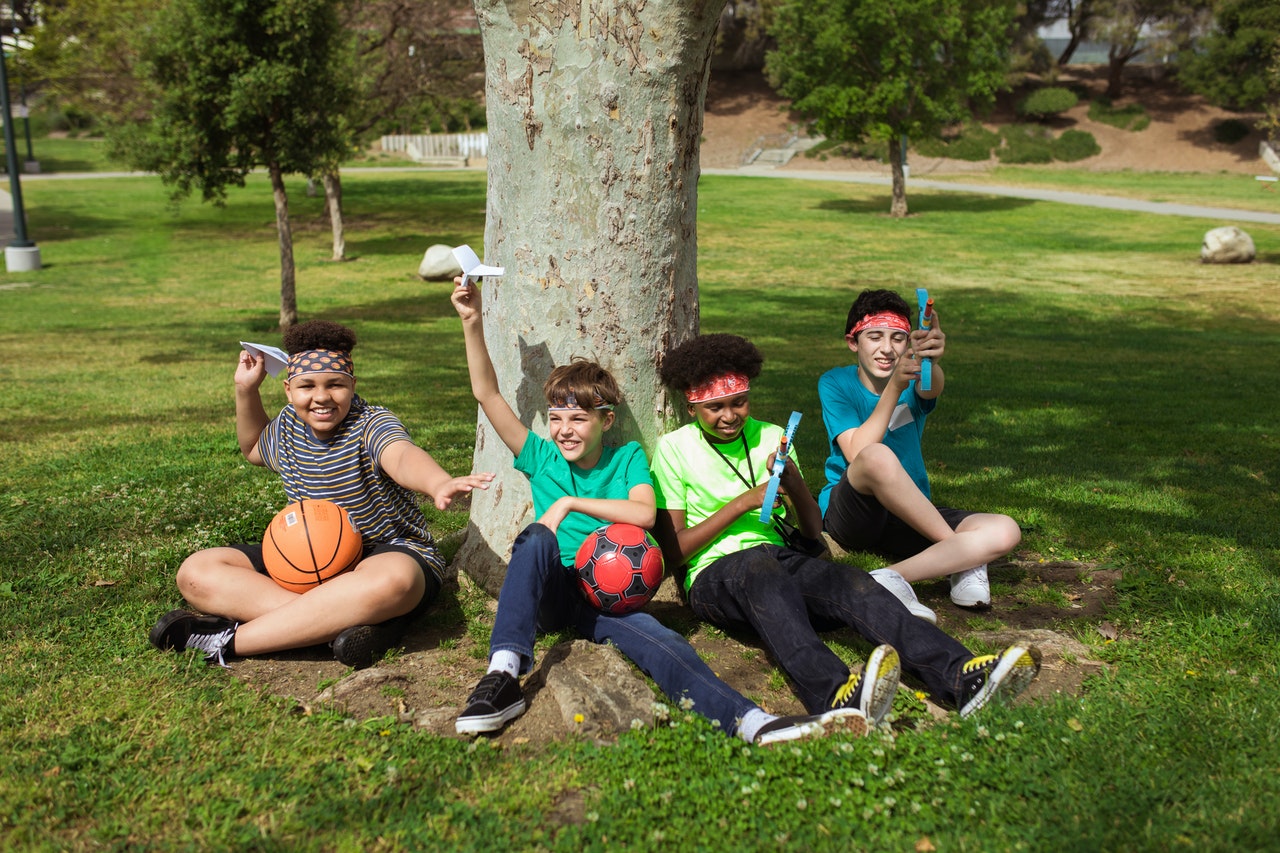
118, 0, 354, 330
1179, 0, 1280, 141
1092, 0, 1212, 98
766, 0, 1017, 217
454, 0, 723, 594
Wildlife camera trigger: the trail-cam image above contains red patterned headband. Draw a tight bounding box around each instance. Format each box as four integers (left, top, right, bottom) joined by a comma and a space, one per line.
847, 311, 910, 340
686, 372, 750, 403
287, 349, 354, 380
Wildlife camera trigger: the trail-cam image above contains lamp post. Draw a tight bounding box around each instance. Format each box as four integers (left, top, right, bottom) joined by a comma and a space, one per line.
0, 32, 39, 272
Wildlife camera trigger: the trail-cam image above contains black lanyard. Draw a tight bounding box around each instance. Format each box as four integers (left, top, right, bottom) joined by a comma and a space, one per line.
705, 431, 757, 490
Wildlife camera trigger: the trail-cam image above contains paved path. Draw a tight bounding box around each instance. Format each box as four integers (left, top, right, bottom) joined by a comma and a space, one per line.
705, 165, 1280, 225
3, 165, 1278, 245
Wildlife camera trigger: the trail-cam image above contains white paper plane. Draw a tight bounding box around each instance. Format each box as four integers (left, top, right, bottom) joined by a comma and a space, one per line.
453, 245, 504, 287
239, 341, 290, 377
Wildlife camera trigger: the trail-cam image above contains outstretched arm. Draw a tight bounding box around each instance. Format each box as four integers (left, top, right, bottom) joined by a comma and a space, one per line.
450, 278, 529, 458
378, 440, 494, 510
235, 349, 271, 466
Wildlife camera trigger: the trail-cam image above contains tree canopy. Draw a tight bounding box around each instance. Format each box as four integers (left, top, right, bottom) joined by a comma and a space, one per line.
766, 0, 1017, 216
1179, 0, 1280, 139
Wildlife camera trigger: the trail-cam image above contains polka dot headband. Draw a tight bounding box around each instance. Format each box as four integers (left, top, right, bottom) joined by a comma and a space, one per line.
287, 349, 354, 380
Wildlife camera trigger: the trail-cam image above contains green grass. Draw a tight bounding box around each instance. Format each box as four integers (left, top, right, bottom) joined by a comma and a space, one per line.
3, 169, 1280, 850
930, 167, 1280, 213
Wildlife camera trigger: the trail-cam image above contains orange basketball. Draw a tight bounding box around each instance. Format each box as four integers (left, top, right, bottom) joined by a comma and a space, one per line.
262, 499, 363, 593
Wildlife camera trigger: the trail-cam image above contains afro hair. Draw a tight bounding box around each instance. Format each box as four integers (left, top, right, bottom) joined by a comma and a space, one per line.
283, 320, 358, 355
658, 333, 763, 394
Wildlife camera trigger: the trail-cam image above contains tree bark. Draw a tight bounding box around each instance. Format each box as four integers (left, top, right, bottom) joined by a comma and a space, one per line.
456, 0, 723, 594
269, 162, 298, 330
323, 171, 346, 261
888, 137, 908, 218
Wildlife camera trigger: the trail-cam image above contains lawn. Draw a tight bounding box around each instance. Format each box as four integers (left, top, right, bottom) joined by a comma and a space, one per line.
1, 167, 1278, 850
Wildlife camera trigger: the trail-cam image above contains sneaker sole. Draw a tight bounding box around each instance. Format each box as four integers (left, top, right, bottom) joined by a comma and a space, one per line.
149, 610, 193, 650
455, 699, 528, 735
908, 602, 938, 624
959, 645, 1042, 717
861, 646, 901, 727
816, 708, 869, 739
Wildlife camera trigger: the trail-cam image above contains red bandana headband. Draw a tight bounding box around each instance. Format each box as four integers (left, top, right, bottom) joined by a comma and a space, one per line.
847, 311, 910, 341
686, 372, 750, 403
287, 349, 354, 380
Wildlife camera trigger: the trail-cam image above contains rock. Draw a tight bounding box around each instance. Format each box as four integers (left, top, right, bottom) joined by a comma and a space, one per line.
418, 244, 462, 280
525, 640, 657, 740
1201, 226, 1256, 264
1262, 140, 1280, 175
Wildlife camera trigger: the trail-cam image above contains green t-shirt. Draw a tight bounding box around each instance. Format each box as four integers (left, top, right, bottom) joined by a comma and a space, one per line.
650, 418, 795, 589
514, 430, 653, 565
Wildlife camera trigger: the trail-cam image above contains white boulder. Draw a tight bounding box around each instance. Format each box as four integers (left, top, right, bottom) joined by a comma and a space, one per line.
1201, 226, 1256, 264
418, 244, 463, 280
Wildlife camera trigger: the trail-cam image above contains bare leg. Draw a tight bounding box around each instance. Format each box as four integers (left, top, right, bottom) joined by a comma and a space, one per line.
176, 547, 425, 655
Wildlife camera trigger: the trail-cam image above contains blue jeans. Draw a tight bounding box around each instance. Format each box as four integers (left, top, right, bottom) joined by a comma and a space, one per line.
687, 544, 973, 714
489, 524, 757, 733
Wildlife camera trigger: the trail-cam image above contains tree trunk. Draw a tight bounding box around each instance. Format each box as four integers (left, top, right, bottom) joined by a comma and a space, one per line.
270, 162, 298, 330
323, 171, 346, 261
888, 137, 908, 217
456, 0, 723, 594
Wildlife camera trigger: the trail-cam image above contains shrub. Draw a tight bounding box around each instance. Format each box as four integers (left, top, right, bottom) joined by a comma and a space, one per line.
1213, 118, 1252, 145
1088, 98, 1150, 131
997, 124, 1054, 164
1051, 129, 1101, 162
1017, 87, 1079, 120
913, 123, 1000, 161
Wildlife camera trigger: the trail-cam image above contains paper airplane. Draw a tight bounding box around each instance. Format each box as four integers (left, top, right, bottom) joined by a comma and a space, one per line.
453, 245, 504, 284
239, 341, 290, 377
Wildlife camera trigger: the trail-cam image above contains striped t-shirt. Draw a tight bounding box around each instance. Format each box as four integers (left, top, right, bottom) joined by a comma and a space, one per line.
256, 396, 445, 581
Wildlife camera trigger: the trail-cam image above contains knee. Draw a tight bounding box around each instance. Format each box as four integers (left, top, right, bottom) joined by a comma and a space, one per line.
175, 551, 218, 601
848, 443, 901, 487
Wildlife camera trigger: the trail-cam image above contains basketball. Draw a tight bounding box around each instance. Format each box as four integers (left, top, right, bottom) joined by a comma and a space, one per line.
262, 499, 363, 593
573, 523, 664, 614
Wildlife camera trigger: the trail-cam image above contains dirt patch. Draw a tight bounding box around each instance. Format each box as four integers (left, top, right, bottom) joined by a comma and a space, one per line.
234, 555, 1115, 746
701, 67, 1269, 176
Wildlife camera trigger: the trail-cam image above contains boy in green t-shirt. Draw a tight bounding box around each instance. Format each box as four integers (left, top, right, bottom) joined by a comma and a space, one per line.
651, 333, 1041, 720
449, 278, 894, 744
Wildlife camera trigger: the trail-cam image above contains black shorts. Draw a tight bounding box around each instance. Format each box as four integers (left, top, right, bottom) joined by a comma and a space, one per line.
822, 474, 975, 560
230, 541, 441, 618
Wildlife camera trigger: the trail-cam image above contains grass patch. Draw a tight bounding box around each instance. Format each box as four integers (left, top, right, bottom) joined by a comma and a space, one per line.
2, 170, 1279, 849
1088, 98, 1152, 131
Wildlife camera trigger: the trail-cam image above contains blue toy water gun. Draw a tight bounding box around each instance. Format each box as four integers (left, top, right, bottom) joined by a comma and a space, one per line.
759, 411, 803, 524
916, 288, 934, 392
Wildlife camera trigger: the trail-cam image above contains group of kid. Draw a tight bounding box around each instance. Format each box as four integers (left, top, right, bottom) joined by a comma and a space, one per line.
150, 278, 1041, 745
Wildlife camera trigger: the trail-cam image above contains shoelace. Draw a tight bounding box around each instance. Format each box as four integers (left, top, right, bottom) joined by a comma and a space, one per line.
186, 625, 237, 668
830, 672, 862, 708
961, 654, 996, 675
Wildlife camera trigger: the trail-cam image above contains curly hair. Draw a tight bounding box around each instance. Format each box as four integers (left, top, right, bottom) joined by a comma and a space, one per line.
282, 320, 358, 355
543, 357, 622, 409
844, 289, 911, 337
658, 334, 763, 394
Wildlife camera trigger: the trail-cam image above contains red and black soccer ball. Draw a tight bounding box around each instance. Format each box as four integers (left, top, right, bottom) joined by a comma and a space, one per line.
573, 523, 665, 614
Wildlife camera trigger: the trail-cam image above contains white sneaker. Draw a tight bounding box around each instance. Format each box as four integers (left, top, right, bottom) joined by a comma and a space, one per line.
869, 568, 937, 624
950, 564, 991, 607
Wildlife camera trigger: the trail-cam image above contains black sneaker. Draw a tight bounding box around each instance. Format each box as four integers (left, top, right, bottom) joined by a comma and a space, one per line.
455, 671, 527, 735
754, 710, 866, 745
331, 613, 416, 669
829, 644, 901, 728
957, 644, 1042, 717
149, 609, 238, 668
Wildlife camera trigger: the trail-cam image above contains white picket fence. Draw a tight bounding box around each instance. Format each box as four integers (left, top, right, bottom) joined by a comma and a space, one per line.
379, 132, 488, 164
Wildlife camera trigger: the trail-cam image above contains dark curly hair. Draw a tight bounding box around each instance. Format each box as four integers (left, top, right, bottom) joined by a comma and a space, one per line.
658, 334, 763, 395
844, 289, 911, 337
282, 320, 358, 355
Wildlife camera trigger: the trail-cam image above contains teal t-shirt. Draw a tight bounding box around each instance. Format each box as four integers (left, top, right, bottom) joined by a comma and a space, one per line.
513, 431, 653, 565
650, 418, 793, 589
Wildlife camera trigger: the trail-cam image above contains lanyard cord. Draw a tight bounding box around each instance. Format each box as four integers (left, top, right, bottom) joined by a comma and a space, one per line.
704, 431, 757, 490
